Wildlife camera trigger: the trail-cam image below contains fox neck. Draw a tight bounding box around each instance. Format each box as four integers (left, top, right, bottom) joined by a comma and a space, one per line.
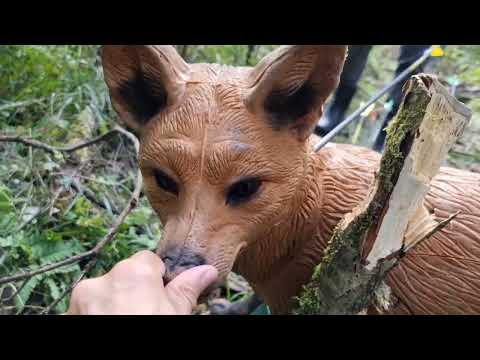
233, 143, 379, 314
232, 140, 325, 313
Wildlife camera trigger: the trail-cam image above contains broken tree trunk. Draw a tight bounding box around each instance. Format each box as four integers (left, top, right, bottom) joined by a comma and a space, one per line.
294, 74, 472, 315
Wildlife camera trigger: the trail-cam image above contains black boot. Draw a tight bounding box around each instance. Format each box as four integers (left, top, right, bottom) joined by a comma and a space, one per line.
209, 294, 264, 315
315, 84, 357, 136
315, 45, 373, 137
372, 121, 388, 153
372, 106, 396, 153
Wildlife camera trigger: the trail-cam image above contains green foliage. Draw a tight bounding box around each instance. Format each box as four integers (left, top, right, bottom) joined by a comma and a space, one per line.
0, 45, 156, 314
0, 46, 107, 129
185, 45, 279, 66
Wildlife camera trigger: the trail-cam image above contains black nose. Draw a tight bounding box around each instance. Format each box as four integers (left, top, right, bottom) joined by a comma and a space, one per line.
160, 246, 206, 284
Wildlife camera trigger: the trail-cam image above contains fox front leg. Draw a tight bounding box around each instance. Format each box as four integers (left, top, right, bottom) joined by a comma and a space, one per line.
209, 294, 264, 315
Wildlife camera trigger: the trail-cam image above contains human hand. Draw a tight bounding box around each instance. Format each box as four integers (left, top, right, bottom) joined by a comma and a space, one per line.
66, 250, 218, 315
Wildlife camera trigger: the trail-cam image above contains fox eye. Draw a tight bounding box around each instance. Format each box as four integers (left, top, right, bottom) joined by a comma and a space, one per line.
226, 177, 262, 206
154, 169, 179, 196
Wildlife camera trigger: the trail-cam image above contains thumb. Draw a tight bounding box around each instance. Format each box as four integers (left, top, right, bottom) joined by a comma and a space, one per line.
165, 265, 218, 315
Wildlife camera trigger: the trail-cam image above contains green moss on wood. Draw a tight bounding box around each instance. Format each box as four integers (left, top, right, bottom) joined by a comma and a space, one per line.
294, 77, 432, 315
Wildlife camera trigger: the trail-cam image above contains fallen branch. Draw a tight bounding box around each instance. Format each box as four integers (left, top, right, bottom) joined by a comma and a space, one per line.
2, 277, 30, 303
0, 251, 95, 286
295, 75, 471, 315
0, 126, 127, 155
71, 177, 119, 215
41, 256, 97, 314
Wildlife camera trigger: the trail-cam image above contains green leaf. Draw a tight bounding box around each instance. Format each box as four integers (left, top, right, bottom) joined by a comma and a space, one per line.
45, 277, 60, 300
128, 235, 156, 248
14, 276, 41, 313
0, 235, 17, 248
0, 186, 14, 215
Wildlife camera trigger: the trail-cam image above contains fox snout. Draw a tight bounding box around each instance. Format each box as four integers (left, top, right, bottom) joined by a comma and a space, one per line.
157, 246, 207, 284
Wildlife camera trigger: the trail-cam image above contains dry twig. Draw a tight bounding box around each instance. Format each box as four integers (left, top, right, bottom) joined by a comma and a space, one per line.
0, 126, 125, 155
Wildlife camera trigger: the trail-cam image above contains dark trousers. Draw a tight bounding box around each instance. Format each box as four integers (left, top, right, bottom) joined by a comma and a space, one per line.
324, 45, 373, 128
372, 45, 431, 151
323, 45, 431, 151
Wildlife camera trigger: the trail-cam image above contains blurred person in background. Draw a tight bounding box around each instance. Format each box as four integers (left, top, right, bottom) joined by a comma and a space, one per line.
316, 45, 435, 152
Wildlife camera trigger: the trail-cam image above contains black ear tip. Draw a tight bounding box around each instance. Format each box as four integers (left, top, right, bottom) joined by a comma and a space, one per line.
264, 83, 318, 129
117, 72, 168, 125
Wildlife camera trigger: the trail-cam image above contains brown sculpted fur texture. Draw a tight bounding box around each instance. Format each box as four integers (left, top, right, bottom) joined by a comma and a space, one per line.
101, 45, 480, 315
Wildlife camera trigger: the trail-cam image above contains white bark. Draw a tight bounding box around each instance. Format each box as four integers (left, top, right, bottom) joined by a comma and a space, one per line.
365, 76, 471, 270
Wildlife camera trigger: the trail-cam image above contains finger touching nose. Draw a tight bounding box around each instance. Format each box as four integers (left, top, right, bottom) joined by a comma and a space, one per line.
159, 246, 207, 284
165, 265, 219, 314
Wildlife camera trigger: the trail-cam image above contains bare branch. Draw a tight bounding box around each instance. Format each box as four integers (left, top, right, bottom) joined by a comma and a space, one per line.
41, 258, 97, 314
4, 278, 31, 303
0, 128, 121, 155
403, 210, 460, 252
114, 125, 139, 155
71, 177, 119, 215
0, 250, 95, 286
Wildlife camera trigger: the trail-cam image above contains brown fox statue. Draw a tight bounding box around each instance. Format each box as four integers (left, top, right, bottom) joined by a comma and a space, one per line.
101, 45, 480, 315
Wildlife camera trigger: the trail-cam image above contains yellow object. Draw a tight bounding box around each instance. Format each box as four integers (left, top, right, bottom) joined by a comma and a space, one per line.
431, 45, 444, 57
360, 102, 375, 117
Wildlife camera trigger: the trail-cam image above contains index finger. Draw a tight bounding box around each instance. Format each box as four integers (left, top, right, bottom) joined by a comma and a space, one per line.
130, 250, 166, 276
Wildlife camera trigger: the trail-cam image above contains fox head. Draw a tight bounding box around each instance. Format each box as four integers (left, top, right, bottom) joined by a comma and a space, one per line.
101, 45, 347, 285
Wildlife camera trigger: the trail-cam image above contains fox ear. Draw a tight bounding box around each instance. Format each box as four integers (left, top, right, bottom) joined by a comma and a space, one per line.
245, 45, 348, 141
101, 45, 190, 133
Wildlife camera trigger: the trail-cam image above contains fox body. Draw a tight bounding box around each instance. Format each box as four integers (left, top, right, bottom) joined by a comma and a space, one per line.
101, 45, 480, 314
